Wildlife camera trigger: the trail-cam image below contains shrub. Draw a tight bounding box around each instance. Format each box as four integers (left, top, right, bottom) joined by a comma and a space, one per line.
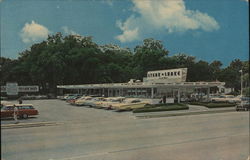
188, 102, 236, 108
133, 103, 189, 113
205, 103, 236, 108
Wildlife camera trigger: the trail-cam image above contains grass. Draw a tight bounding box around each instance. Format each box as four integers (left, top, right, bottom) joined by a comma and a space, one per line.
133, 103, 189, 113
188, 102, 236, 108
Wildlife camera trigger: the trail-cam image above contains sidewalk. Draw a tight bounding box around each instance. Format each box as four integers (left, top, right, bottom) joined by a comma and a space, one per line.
134, 105, 236, 118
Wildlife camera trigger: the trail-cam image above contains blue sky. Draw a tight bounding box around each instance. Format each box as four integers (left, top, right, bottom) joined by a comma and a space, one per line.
1, 0, 249, 66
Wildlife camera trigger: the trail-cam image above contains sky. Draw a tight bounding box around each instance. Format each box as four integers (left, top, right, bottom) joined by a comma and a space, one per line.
0, 0, 249, 66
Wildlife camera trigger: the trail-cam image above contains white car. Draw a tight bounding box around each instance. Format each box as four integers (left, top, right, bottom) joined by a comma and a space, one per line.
211, 95, 241, 103
74, 96, 92, 106
83, 97, 105, 107
94, 97, 125, 109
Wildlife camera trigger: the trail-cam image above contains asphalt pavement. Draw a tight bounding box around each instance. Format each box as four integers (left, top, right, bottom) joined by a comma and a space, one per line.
1, 99, 249, 160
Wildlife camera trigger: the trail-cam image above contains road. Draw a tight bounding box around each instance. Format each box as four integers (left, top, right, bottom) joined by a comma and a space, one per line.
1, 100, 249, 160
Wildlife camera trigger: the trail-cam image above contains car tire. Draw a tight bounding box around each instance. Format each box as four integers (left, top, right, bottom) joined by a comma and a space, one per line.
22, 114, 28, 119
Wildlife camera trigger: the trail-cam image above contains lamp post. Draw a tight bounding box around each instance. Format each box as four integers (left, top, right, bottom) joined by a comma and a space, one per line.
239, 70, 243, 97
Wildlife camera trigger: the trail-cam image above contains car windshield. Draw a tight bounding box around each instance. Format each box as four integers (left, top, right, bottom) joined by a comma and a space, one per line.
2, 106, 13, 110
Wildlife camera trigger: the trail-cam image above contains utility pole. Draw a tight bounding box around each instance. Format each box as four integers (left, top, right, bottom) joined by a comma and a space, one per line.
239, 70, 243, 97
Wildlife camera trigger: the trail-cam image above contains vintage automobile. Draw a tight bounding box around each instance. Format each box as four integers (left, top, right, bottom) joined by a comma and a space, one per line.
74, 96, 93, 106
94, 97, 126, 109
211, 95, 241, 103
1, 104, 39, 119
111, 98, 151, 111
236, 97, 250, 111
82, 97, 105, 107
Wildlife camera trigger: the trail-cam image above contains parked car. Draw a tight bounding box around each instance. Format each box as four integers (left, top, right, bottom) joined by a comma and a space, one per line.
211, 95, 240, 103
84, 97, 105, 107
65, 95, 81, 103
91, 97, 114, 109
75, 96, 93, 106
1, 104, 39, 119
111, 98, 150, 111
94, 97, 125, 109
236, 97, 250, 111
61, 94, 81, 100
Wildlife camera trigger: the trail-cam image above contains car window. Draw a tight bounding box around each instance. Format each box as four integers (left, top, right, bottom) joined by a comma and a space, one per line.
17, 106, 34, 109
5, 106, 14, 110
29, 106, 34, 109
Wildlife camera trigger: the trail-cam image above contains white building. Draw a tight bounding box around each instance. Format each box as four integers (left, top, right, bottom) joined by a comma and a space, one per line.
57, 68, 225, 102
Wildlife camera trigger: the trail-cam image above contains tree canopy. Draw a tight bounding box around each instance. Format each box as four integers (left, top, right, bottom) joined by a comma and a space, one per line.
0, 33, 249, 95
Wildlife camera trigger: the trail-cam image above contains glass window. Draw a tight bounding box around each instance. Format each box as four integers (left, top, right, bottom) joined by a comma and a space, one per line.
178, 71, 180, 75
158, 73, 160, 77
168, 72, 170, 76
171, 72, 173, 76
6, 107, 13, 110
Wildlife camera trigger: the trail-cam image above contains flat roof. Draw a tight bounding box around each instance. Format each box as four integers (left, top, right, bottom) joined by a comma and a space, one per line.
147, 68, 187, 73
57, 81, 225, 89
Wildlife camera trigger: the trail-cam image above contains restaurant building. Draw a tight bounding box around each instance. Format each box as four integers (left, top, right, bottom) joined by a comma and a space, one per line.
57, 68, 225, 102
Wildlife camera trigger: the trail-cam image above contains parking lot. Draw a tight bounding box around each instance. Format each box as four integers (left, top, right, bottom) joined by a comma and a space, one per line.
1, 99, 249, 160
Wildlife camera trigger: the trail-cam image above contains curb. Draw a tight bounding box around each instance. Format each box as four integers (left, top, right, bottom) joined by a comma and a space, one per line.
135, 109, 236, 119
1, 121, 62, 129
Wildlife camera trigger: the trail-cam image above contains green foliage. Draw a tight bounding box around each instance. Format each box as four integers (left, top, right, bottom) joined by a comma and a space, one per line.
189, 102, 236, 108
216, 61, 241, 92
133, 38, 169, 79
0, 33, 248, 95
243, 87, 250, 97
133, 103, 189, 113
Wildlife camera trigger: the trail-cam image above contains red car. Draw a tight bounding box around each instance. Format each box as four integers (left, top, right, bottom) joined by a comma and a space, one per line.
1, 104, 39, 119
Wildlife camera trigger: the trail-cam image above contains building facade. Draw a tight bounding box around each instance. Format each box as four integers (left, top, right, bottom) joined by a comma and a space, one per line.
57, 68, 225, 102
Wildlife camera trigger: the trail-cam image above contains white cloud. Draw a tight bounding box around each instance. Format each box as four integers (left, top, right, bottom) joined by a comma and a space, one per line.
115, 18, 140, 42
20, 21, 50, 43
61, 26, 78, 35
102, 0, 113, 6
116, 0, 220, 43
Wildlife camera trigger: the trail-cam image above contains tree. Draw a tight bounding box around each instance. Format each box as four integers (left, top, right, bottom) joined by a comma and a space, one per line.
1, 33, 248, 96
209, 60, 222, 81
217, 59, 244, 92
187, 60, 212, 82
133, 38, 169, 79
